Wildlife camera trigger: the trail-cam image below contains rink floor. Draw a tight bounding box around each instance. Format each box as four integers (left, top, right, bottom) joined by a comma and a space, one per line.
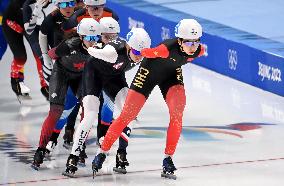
1, 43, 284, 186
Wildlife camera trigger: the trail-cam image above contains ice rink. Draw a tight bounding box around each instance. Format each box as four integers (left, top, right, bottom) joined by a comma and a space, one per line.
1, 0, 284, 185
1, 40, 284, 185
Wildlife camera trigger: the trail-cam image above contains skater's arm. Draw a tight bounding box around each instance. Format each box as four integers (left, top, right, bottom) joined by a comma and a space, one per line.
141, 44, 169, 59
39, 31, 49, 56
48, 37, 81, 59
23, 0, 46, 35
39, 30, 53, 78
87, 44, 118, 64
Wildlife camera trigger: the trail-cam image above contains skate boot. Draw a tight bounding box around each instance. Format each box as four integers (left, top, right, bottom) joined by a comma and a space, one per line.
113, 149, 129, 174
78, 143, 88, 167
31, 148, 46, 170
11, 77, 21, 96
12, 78, 32, 103
63, 128, 74, 149
40, 86, 49, 101
161, 156, 177, 180
19, 81, 31, 97
96, 136, 104, 147
11, 78, 31, 103
92, 152, 106, 178
45, 140, 57, 159
62, 154, 79, 177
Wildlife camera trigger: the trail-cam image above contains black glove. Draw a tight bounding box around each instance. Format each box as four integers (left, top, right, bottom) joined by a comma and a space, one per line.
65, 37, 81, 50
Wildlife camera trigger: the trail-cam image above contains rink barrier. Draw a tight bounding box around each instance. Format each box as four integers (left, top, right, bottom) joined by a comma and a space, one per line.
107, 0, 284, 97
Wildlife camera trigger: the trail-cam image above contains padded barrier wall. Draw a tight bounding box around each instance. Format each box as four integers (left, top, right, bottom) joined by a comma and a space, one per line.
107, 0, 284, 97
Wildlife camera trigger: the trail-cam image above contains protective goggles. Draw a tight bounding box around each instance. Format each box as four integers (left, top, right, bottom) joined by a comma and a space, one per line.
58, 1, 76, 8
131, 48, 141, 56
83, 35, 100, 42
183, 40, 200, 46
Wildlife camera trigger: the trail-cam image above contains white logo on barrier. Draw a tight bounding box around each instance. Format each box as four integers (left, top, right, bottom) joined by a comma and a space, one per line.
161, 27, 170, 40
228, 49, 238, 70
128, 17, 144, 29
258, 62, 282, 82
261, 103, 284, 122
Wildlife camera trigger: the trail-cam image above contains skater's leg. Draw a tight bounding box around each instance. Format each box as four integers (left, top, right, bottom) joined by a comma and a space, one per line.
63, 102, 80, 145
47, 88, 78, 151
26, 29, 49, 99
101, 90, 146, 152
71, 95, 100, 156
2, 19, 28, 96
97, 91, 113, 144
61, 101, 80, 152
42, 63, 69, 149
164, 85, 186, 155
39, 104, 64, 148
56, 87, 78, 133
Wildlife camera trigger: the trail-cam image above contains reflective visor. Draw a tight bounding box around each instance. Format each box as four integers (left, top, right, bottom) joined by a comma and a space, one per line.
83, 35, 100, 42
131, 48, 141, 55
58, 1, 76, 8
183, 40, 200, 47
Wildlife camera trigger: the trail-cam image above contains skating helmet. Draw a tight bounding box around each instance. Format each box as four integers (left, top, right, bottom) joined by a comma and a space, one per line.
77, 18, 102, 36
175, 19, 202, 40
126, 27, 151, 51
83, 0, 106, 5
100, 17, 120, 34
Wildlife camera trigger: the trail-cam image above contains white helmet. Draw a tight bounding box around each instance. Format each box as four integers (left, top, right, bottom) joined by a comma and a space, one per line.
53, 0, 74, 5
77, 18, 102, 36
126, 28, 151, 51
100, 17, 120, 34
175, 19, 202, 40
83, 0, 106, 5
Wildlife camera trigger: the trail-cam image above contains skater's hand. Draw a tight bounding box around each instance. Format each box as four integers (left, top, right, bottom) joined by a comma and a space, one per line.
34, 0, 49, 16
65, 37, 81, 50
36, 0, 49, 10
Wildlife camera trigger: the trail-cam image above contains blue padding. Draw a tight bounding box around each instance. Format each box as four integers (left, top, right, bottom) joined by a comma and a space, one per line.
107, 0, 284, 96
0, 27, 7, 61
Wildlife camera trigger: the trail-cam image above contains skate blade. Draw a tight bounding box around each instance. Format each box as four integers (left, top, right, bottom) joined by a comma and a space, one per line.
92, 170, 97, 179
62, 171, 76, 178
17, 95, 32, 104
30, 163, 40, 171
44, 155, 52, 161
63, 143, 73, 150
161, 172, 177, 180
92, 166, 99, 179
78, 162, 86, 167
113, 167, 127, 174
